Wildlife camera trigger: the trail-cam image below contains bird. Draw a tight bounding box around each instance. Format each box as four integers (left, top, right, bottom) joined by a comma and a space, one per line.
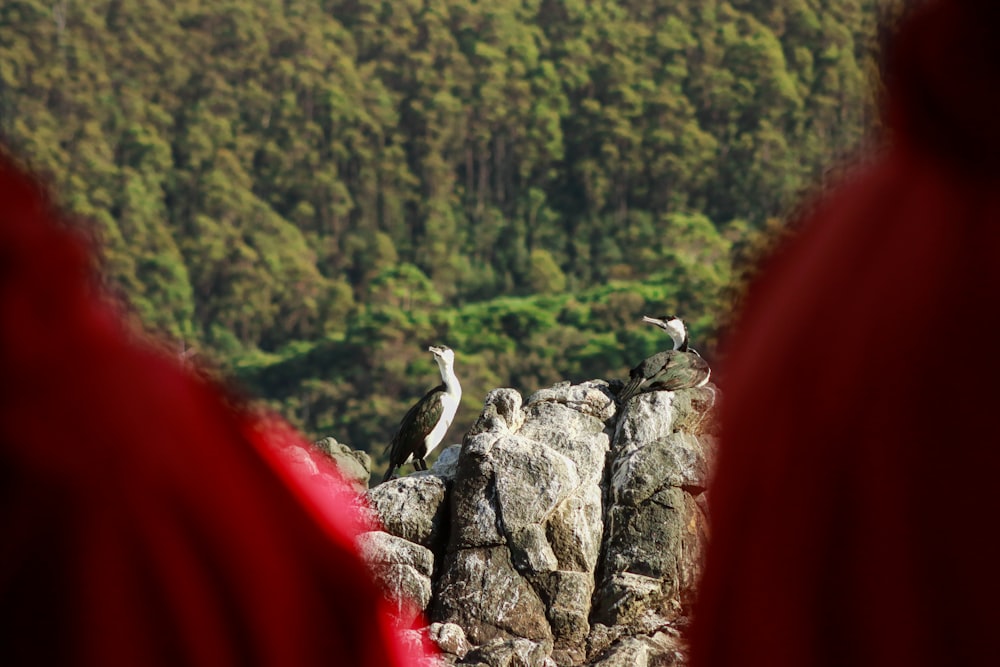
381, 345, 462, 483
617, 315, 711, 403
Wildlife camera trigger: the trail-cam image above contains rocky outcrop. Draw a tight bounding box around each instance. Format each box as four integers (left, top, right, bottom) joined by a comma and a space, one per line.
358, 379, 718, 666
312, 435, 372, 492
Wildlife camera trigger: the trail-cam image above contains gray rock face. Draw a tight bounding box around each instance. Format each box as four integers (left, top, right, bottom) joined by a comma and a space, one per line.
594, 388, 716, 632
465, 637, 554, 667
360, 380, 718, 666
357, 530, 435, 627
312, 435, 371, 492
436, 545, 553, 645
428, 622, 472, 660
430, 382, 613, 660
428, 444, 463, 480
366, 474, 450, 550
588, 630, 687, 667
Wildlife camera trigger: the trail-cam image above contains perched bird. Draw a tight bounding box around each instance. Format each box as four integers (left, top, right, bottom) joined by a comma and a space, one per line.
381, 345, 462, 483
617, 315, 711, 403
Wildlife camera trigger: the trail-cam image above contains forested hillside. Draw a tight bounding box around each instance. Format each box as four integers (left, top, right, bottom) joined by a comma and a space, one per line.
1, 0, 885, 468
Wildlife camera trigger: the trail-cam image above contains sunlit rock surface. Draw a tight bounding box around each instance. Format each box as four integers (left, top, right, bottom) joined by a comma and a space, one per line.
361, 380, 718, 666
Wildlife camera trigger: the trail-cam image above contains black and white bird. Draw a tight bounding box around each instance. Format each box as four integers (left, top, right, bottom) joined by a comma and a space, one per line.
617, 315, 711, 403
381, 345, 462, 483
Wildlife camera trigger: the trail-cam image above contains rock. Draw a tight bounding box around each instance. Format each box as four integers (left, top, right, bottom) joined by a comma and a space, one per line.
434, 545, 552, 646
399, 628, 456, 667
355, 379, 718, 665
428, 622, 471, 659
509, 523, 559, 574
357, 531, 434, 627
429, 444, 463, 479
593, 388, 715, 632
365, 474, 449, 550
603, 489, 708, 613
588, 631, 687, 667
546, 484, 603, 573
531, 570, 593, 665
585, 623, 624, 660
591, 571, 664, 628
431, 381, 614, 662
523, 381, 615, 484
526, 381, 617, 423
465, 637, 553, 667
449, 432, 506, 548
358, 530, 434, 576
486, 388, 527, 432
492, 434, 578, 532
312, 435, 371, 491
467, 389, 524, 438
610, 432, 714, 505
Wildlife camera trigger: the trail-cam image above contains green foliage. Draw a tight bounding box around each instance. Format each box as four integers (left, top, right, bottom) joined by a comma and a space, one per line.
527, 248, 567, 294
235, 263, 732, 477
2, 0, 886, 475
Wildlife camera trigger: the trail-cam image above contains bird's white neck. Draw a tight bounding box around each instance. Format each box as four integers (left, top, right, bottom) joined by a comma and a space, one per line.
667, 328, 687, 351
437, 361, 462, 398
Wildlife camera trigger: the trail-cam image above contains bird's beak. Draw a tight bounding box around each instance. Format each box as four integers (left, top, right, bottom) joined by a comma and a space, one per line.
428, 345, 442, 355
641, 315, 665, 327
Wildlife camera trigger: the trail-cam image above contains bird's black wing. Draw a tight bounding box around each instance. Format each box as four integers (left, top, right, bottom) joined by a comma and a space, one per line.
636, 351, 677, 378
618, 351, 677, 402
386, 383, 446, 467
646, 350, 711, 391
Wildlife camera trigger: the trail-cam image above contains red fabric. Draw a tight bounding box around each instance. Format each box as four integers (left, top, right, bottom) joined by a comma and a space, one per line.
0, 157, 424, 665
691, 2, 1000, 665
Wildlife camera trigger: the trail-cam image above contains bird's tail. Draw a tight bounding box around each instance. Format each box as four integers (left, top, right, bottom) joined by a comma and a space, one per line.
617, 376, 643, 403
381, 465, 397, 484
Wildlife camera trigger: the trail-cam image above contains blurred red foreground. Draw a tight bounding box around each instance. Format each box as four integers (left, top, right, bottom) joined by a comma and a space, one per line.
0, 154, 423, 665
692, 1, 1000, 665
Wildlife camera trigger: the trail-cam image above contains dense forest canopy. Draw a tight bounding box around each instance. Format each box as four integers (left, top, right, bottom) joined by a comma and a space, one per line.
1, 0, 888, 471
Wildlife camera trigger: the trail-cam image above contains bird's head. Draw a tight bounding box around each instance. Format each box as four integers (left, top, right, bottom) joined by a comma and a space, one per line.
429, 345, 455, 368
642, 314, 688, 350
